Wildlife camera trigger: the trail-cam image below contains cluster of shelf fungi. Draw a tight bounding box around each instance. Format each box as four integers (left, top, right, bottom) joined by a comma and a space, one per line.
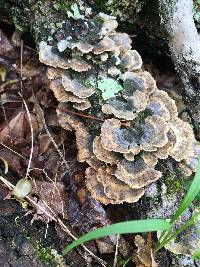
39, 11, 200, 205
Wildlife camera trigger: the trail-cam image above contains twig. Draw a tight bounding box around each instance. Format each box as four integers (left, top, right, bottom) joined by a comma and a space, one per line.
20, 39, 24, 98
59, 107, 130, 126
59, 107, 105, 122
0, 142, 27, 159
43, 120, 71, 175
22, 98, 34, 179
113, 234, 120, 267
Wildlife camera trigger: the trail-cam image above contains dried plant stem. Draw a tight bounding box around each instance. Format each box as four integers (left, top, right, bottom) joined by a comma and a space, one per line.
59, 107, 130, 126
59, 107, 105, 122
113, 234, 120, 267
22, 99, 34, 179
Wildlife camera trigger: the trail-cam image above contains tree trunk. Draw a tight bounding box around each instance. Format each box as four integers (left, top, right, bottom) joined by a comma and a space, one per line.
158, 0, 200, 138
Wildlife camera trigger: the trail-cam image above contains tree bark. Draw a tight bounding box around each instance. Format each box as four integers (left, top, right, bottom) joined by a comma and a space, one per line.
158, 0, 200, 138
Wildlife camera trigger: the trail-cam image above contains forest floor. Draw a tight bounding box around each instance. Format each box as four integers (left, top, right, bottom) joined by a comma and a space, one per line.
0, 21, 191, 267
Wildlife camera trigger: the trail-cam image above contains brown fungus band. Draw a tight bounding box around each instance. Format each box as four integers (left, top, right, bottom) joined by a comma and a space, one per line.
39, 7, 200, 204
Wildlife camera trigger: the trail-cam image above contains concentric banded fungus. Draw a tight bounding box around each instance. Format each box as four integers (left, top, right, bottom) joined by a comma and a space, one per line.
168, 117, 195, 161
146, 90, 178, 121
140, 115, 169, 151
100, 118, 140, 154
121, 50, 142, 70
97, 167, 145, 203
50, 78, 86, 103
93, 136, 120, 165
86, 167, 114, 205
115, 159, 162, 189
39, 5, 198, 205
102, 97, 136, 120
62, 75, 94, 98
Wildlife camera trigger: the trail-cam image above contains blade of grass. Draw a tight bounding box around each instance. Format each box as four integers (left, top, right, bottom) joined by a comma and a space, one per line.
154, 209, 200, 253
62, 219, 170, 255
170, 158, 200, 224
155, 158, 200, 253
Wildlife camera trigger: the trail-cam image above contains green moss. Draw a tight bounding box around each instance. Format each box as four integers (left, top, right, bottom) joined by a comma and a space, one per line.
35, 241, 64, 267
164, 173, 183, 197
53, 0, 70, 13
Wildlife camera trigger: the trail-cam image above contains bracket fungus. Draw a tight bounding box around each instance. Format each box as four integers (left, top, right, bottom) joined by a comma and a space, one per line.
39, 4, 198, 204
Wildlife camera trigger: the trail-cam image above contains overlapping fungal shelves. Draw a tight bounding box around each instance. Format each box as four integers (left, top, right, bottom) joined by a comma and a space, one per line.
39, 4, 200, 204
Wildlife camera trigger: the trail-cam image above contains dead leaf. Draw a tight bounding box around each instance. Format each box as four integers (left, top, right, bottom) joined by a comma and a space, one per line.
31, 180, 68, 222
0, 111, 39, 145
133, 235, 158, 267
0, 149, 21, 172
0, 30, 15, 58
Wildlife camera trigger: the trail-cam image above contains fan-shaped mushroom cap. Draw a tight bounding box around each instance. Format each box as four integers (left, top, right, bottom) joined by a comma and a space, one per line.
86, 167, 115, 205
39, 42, 70, 69
111, 32, 132, 53
39, 42, 91, 72
121, 50, 142, 70
97, 167, 145, 203
168, 117, 195, 161
100, 118, 140, 153
76, 42, 94, 53
122, 71, 156, 112
140, 115, 169, 152
99, 13, 118, 36
69, 58, 91, 72
46, 67, 65, 79
123, 152, 135, 161
50, 78, 86, 103
115, 158, 162, 189
141, 153, 158, 167
138, 71, 157, 96
93, 136, 120, 165
147, 90, 178, 121
154, 130, 175, 159
62, 75, 95, 98
57, 105, 91, 162
93, 36, 116, 55
108, 66, 121, 76
129, 91, 148, 112
102, 97, 136, 120
123, 71, 147, 95
73, 100, 91, 110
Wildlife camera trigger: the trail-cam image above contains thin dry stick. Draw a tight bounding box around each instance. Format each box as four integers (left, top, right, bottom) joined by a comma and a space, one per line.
59, 107, 129, 126
22, 99, 34, 179
59, 107, 105, 122
113, 234, 120, 267
20, 39, 24, 98
0, 175, 107, 267
43, 120, 70, 174
0, 142, 26, 159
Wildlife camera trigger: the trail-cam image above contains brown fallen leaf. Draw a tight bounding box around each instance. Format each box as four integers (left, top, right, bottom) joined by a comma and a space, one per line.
31, 180, 68, 222
0, 149, 21, 172
0, 111, 39, 145
0, 30, 16, 59
133, 235, 158, 267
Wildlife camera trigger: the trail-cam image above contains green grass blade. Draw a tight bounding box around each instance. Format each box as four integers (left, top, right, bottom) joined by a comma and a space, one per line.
193, 250, 200, 260
154, 210, 200, 253
170, 158, 200, 224
62, 219, 170, 255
